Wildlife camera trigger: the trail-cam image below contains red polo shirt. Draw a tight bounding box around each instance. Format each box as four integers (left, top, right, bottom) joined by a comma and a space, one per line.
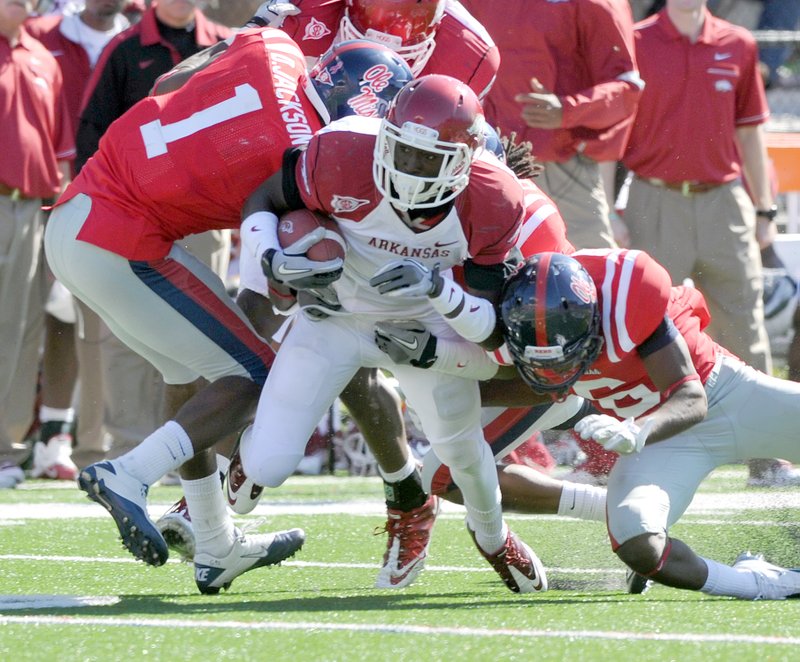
461, 0, 642, 163
0, 28, 74, 198
25, 15, 91, 133
623, 8, 769, 183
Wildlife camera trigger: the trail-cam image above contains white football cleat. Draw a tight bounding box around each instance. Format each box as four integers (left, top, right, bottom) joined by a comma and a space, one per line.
469, 527, 548, 594
225, 428, 264, 514
155, 496, 195, 562
194, 527, 305, 594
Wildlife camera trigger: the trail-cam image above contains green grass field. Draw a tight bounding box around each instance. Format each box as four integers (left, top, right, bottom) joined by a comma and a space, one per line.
1, 467, 799, 661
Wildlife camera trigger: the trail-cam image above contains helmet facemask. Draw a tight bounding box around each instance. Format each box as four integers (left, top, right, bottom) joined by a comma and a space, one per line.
337, 0, 445, 76
501, 253, 604, 396
373, 119, 476, 211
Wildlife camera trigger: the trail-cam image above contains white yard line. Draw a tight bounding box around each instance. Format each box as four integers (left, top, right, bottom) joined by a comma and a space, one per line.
2, 488, 799, 522
0, 613, 798, 646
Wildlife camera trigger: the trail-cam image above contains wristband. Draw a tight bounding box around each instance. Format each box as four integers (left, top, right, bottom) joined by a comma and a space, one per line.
241, 211, 280, 258
756, 206, 778, 221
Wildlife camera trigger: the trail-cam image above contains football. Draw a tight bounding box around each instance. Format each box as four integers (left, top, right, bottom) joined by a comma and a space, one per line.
277, 209, 346, 262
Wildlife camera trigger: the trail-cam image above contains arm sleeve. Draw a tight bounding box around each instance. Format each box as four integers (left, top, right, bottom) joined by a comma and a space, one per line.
559, 0, 643, 131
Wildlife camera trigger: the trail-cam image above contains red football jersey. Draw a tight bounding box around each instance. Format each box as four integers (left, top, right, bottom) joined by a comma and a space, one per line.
57, 28, 325, 260
293, 117, 523, 318
516, 178, 574, 256
569, 249, 726, 418
297, 117, 523, 266
282, 0, 498, 99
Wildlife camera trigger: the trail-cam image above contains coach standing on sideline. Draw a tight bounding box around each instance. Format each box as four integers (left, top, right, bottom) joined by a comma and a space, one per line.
0, 0, 73, 489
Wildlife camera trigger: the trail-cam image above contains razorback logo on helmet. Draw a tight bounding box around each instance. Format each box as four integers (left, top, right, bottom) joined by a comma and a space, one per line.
303, 17, 332, 41
314, 68, 333, 86
570, 273, 596, 304
347, 64, 397, 116
331, 194, 371, 213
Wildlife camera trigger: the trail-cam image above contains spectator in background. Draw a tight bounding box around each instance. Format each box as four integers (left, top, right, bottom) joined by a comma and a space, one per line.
74, 0, 231, 466
756, 0, 800, 89
460, 0, 644, 250
26, 0, 131, 480
0, 0, 73, 488
618, 0, 799, 487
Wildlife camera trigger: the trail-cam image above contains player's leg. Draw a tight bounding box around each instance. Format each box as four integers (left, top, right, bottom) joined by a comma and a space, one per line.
339, 367, 439, 588
44, 197, 297, 580
242, 312, 361, 489
609, 357, 800, 599
394, 366, 546, 594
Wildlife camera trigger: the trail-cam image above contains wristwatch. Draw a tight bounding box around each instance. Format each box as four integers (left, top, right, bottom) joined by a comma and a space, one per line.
756, 205, 778, 221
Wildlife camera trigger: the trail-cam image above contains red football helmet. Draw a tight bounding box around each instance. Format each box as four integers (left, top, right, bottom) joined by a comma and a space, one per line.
338, 0, 445, 76
373, 74, 486, 210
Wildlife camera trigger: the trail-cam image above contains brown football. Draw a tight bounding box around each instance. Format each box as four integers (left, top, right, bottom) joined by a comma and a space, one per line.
277, 209, 346, 262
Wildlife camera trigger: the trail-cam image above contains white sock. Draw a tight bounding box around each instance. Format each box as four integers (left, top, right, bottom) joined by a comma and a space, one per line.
117, 420, 194, 486
182, 473, 236, 557
558, 482, 607, 522
378, 453, 416, 483
700, 557, 760, 599
39, 405, 75, 423
467, 504, 508, 555
449, 444, 507, 553
216, 453, 230, 476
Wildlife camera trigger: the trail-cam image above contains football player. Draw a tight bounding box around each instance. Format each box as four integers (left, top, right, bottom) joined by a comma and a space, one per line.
494, 249, 800, 600
44, 28, 413, 594
276, 0, 499, 99
221, 124, 606, 592
236, 75, 550, 594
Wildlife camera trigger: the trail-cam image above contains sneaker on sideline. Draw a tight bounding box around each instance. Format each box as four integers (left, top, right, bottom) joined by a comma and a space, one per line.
468, 527, 548, 594
30, 434, 78, 481
78, 460, 168, 566
375, 494, 439, 589
0, 462, 24, 489
746, 460, 800, 488
733, 551, 800, 600
194, 527, 305, 594
156, 496, 195, 562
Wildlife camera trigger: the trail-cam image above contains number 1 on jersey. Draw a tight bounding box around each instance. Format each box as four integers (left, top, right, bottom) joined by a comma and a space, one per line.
140, 84, 263, 159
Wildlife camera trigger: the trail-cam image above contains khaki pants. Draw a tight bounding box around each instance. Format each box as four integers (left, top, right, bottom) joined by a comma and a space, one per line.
537, 155, 617, 250
0, 196, 45, 464
625, 177, 771, 373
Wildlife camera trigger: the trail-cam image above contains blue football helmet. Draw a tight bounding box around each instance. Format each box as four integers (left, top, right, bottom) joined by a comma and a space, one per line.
500, 252, 603, 394
309, 39, 413, 122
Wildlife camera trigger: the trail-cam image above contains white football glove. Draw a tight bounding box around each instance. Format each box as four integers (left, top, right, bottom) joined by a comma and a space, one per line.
574, 414, 654, 455
374, 320, 437, 368
261, 227, 344, 290
369, 259, 443, 298
247, 1, 301, 28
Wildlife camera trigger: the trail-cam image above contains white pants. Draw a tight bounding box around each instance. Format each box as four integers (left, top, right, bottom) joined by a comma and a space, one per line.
607, 354, 800, 547
243, 309, 501, 515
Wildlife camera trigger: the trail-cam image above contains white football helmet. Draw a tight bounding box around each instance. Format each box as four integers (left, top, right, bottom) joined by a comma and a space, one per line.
373, 74, 486, 211
337, 0, 445, 76
762, 267, 798, 341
